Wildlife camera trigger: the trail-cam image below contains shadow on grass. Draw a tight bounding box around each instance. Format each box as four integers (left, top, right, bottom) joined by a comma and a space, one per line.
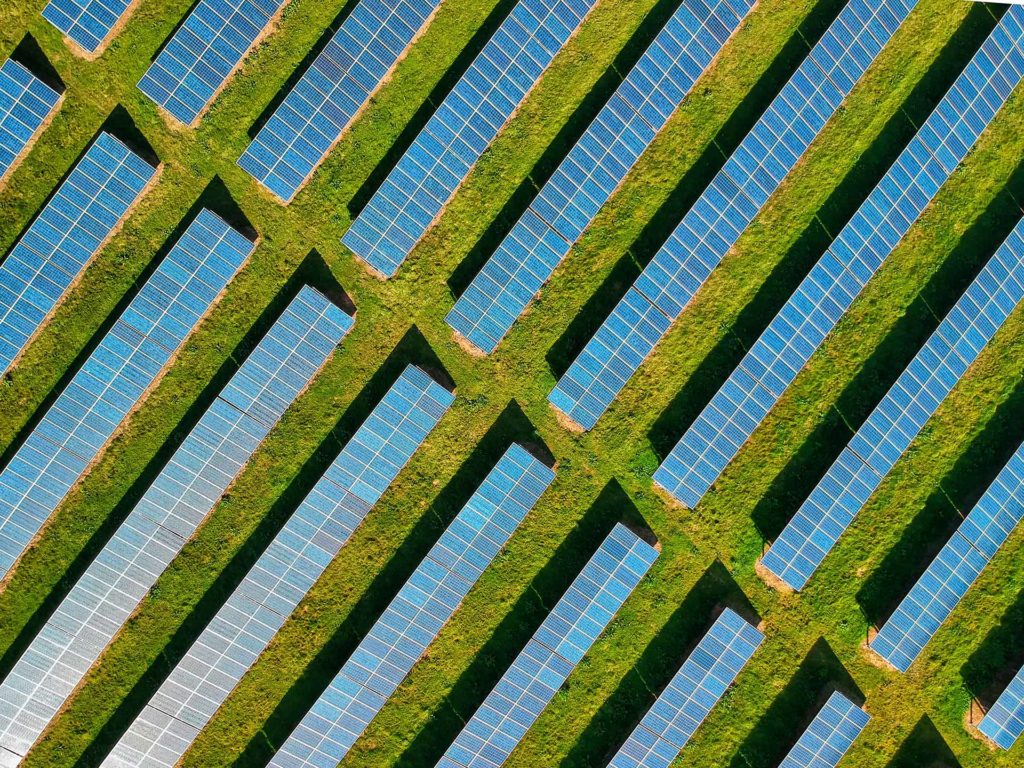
727, 638, 862, 768
560, 560, 757, 768
11, 33, 65, 93
961, 588, 1024, 710
388, 480, 651, 768
886, 716, 962, 768
446, 0, 698, 298
644, 2, 1002, 462
544, 0, 848, 379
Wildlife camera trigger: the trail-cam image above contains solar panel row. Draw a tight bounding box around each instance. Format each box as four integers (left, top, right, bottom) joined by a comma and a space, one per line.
42, 0, 135, 55
268, 442, 553, 768
138, 0, 288, 126
607, 608, 761, 768
778, 692, 870, 768
0, 285, 351, 766
100, 363, 453, 768
343, 0, 601, 278
979, 663, 1024, 750
444, 0, 754, 355
239, 0, 444, 202
762, 201, 1024, 592
436, 522, 658, 768
0, 58, 61, 185
0, 131, 158, 375
0, 208, 249, 588
547, 0, 920, 432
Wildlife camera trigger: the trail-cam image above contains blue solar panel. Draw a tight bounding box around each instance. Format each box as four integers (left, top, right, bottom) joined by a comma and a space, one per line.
778, 692, 870, 768
547, 0, 921, 431
0, 59, 61, 184
0, 131, 158, 375
444, 0, 754, 354
238, 0, 443, 202
138, 0, 288, 126
264, 443, 553, 768
0, 285, 352, 766
979, 664, 1024, 750
607, 608, 761, 768
654, 7, 1024, 508
42, 0, 135, 55
435, 522, 658, 768
342, 0, 602, 278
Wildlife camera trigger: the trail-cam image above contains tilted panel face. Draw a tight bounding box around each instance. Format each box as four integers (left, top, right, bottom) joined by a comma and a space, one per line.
0, 59, 61, 183
342, 0, 601, 278
654, 8, 1024, 508
101, 364, 454, 768
778, 692, 870, 768
0, 131, 157, 374
0, 208, 250, 584
42, 0, 134, 54
547, 0, 921, 431
0, 286, 350, 766
436, 522, 659, 768
979, 665, 1024, 750
138, 0, 288, 126
607, 608, 762, 768
238, 0, 443, 202
267, 443, 553, 768
445, 0, 754, 354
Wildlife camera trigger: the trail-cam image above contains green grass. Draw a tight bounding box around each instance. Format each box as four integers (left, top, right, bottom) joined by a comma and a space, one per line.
0, 0, 1022, 766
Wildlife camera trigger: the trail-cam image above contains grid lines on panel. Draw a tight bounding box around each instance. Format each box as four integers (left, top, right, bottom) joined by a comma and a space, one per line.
41, 0, 134, 54
342, 0, 601, 278
0, 285, 349, 764
778, 692, 870, 768
0, 59, 61, 184
979, 664, 1024, 750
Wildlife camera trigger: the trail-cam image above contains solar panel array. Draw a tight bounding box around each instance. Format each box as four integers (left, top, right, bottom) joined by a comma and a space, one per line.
761, 211, 1024, 592
0, 131, 157, 375
266, 443, 554, 768
547, 0, 920, 432
654, 8, 1024, 509
99, 364, 453, 768
0, 285, 351, 767
42, 0, 135, 55
238, 0, 443, 203
444, 0, 753, 355
342, 0, 601, 278
778, 692, 870, 768
435, 522, 658, 768
979, 664, 1024, 750
607, 608, 762, 768
0, 208, 249, 588
0, 58, 61, 184
138, 0, 288, 126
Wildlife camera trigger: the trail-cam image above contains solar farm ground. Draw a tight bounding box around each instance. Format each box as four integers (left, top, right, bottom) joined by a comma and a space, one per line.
1, 0, 1024, 767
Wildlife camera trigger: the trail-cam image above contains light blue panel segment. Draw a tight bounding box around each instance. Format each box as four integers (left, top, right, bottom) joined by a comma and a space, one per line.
979, 664, 1024, 750
42, 0, 134, 53
0, 59, 61, 182
778, 692, 870, 768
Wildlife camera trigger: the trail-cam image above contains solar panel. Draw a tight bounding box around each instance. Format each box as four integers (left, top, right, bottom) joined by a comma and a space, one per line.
137, 0, 289, 126
0, 131, 158, 375
342, 0, 602, 278
979, 664, 1024, 750
238, 0, 444, 203
607, 608, 762, 768
778, 692, 870, 768
98, 364, 452, 768
654, 7, 1024, 509
0, 285, 352, 766
444, 0, 753, 354
41, 0, 136, 55
0, 58, 61, 185
263, 443, 553, 768
436, 522, 658, 768
547, 0, 921, 431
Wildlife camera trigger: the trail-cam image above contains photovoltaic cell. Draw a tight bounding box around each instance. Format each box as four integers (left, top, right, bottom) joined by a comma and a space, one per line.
444, 0, 753, 354
548, 0, 921, 431
436, 522, 658, 768
0, 131, 158, 375
238, 0, 443, 202
342, 0, 602, 278
0, 285, 351, 767
654, 7, 1024, 509
0, 59, 61, 184
607, 608, 761, 768
265, 443, 553, 768
138, 0, 289, 126
979, 664, 1024, 750
778, 692, 870, 768
42, 0, 135, 55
